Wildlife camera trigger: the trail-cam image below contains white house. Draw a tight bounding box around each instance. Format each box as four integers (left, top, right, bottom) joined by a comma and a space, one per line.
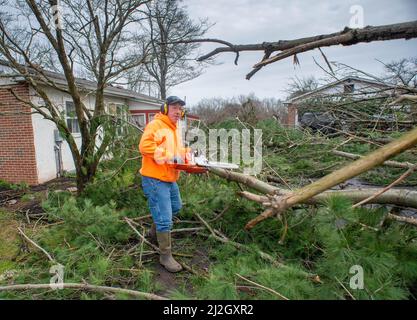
0, 62, 199, 185
283, 76, 401, 127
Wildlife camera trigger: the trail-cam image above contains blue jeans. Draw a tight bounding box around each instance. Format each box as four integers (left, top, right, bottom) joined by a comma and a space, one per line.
141, 176, 182, 232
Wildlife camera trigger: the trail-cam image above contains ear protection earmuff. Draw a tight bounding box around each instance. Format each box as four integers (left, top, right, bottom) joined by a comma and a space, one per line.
161, 102, 169, 115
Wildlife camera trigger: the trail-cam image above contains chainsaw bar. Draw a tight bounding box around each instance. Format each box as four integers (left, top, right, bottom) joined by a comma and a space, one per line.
194, 157, 239, 169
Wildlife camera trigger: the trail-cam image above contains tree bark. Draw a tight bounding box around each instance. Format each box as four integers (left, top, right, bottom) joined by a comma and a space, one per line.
239, 189, 417, 208
190, 21, 417, 79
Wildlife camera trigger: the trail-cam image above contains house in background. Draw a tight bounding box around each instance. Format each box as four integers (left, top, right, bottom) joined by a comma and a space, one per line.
0, 62, 199, 185
282, 76, 400, 127
130, 103, 200, 129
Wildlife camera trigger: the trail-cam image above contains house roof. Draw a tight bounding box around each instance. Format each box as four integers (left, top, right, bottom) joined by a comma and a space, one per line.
0, 60, 162, 105
286, 76, 397, 103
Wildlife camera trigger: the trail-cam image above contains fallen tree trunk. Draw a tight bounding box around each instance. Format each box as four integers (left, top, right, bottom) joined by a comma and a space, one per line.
209, 126, 417, 229
331, 150, 414, 169
238, 188, 417, 209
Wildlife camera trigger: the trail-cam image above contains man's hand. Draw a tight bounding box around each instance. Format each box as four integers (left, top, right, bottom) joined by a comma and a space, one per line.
169, 156, 184, 164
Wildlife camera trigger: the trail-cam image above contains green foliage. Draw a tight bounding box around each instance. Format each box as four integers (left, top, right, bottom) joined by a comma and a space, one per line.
310, 197, 417, 299
186, 195, 417, 300
43, 195, 131, 243
0, 195, 140, 299
2, 115, 416, 300
0, 179, 29, 191
0, 210, 19, 275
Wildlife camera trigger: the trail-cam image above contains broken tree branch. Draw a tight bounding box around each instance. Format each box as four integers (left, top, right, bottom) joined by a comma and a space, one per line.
193, 21, 417, 78
194, 212, 279, 266
352, 164, 417, 208
387, 213, 417, 226
210, 126, 417, 229
243, 176, 417, 208
245, 126, 417, 229
389, 94, 417, 106
194, 213, 321, 282
0, 283, 167, 300
17, 227, 55, 263
235, 273, 290, 300
124, 217, 159, 252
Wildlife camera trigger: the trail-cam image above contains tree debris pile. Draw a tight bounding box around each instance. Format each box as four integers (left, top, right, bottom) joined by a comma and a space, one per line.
1, 117, 417, 300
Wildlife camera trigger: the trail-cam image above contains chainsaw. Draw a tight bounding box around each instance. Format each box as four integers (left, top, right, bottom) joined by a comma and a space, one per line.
172, 150, 239, 174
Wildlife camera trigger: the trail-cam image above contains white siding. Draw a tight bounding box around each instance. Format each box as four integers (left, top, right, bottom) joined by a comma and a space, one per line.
128, 99, 161, 111
30, 85, 135, 183
30, 86, 83, 183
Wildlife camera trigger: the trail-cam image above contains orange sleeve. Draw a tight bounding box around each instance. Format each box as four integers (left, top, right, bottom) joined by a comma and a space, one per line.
139, 124, 173, 163
139, 124, 158, 156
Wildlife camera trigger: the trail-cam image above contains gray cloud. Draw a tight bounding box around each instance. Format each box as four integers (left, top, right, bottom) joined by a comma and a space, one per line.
172, 0, 417, 106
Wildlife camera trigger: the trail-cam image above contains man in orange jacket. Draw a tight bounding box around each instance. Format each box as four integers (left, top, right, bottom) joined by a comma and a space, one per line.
139, 96, 189, 273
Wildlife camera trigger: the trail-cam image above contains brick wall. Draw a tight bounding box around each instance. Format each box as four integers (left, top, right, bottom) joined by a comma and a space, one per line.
0, 83, 38, 185
285, 103, 298, 127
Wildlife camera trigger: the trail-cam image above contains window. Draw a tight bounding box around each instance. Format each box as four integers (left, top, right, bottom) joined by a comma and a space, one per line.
344, 83, 355, 93
108, 103, 128, 135
148, 113, 156, 122
131, 114, 146, 128
187, 117, 200, 129
65, 101, 80, 134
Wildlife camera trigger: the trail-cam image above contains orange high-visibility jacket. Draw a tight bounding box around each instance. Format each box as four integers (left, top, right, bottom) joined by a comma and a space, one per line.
139, 113, 188, 182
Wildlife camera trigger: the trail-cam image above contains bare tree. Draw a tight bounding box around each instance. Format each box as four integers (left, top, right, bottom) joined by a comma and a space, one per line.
129, 0, 211, 99
192, 94, 284, 126
285, 76, 319, 99
381, 57, 417, 88
0, 0, 150, 193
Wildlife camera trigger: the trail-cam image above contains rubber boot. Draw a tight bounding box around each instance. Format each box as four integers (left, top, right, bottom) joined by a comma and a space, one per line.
156, 231, 183, 273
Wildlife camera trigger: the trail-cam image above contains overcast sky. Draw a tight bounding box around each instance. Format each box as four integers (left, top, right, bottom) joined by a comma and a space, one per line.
171, 0, 417, 106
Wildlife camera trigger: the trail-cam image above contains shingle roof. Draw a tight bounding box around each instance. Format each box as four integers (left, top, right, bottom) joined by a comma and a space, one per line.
286, 76, 396, 103
0, 60, 162, 105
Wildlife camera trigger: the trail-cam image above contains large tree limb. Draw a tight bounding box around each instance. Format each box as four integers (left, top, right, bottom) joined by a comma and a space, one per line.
253, 21, 417, 68
192, 21, 417, 79
239, 188, 417, 209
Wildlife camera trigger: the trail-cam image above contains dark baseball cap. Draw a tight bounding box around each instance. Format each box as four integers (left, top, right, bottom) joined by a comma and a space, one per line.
166, 96, 186, 106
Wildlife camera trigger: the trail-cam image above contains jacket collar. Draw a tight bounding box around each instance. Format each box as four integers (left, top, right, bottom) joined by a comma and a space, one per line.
155, 113, 177, 130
